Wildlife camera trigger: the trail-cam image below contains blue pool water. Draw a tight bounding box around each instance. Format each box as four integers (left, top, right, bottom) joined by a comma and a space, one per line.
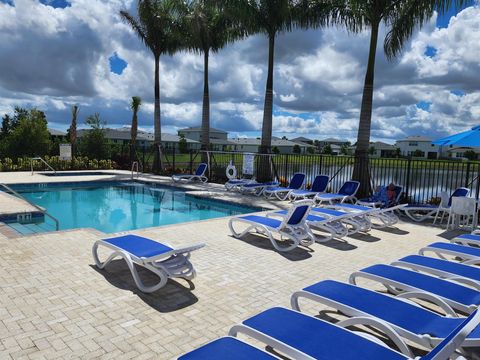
11, 181, 260, 233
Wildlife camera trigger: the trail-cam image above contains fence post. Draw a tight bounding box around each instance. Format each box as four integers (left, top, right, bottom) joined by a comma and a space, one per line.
172, 147, 176, 174
189, 150, 193, 174
465, 162, 471, 188
405, 156, 412, 202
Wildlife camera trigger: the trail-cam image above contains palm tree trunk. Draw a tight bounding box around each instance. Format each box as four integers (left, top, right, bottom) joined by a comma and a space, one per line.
201, 49, 210, 162
352, 20, 379, 198
258, 34, 275, 182
131, 111, 138, 163
153, 55, 163, 173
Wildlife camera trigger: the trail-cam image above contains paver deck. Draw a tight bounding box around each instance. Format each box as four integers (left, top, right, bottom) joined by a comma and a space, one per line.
0, 171, 473, 359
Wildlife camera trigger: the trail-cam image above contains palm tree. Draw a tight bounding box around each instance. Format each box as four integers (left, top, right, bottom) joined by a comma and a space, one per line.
69, 105, 78, 159
120, 0, 186, 173
334, 0, 469, 197
130, 96, 142, 162
185, 0, 243, 153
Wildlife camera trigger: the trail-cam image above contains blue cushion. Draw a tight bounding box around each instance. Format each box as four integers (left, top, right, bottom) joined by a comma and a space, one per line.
242, 182, 277, 188
286, 205, 309, 225
290, 189, 313, 196
243, 307, 407, 360
274, 210, 326, 223
316, 193, 344, 200
302, 280, 480, 341
103, 235, 173, 258
264, 186, 288, 192
337, 203, 371, 211
288, 173, 305, 190
178, 337, 277, 360
311, 175, 329, 192
428, 242, 480, 257
457, 234, 480, 243
195, 163, 207, 176
448, 188, 469, 206
399, 255, 480, 282
339, 181, 359, 196
312, 208, 347, 217
238, 215, 282, 229
360, 264, 480, 307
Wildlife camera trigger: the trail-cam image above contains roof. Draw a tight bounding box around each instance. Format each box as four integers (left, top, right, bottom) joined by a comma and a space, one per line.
229, 138, 314, 147
179, 126, 227, 134
397, 136, 433, 142
292, 136, 313, 142
77, 128, 199, 143
371, 141, 396, 150
320, 138, 350, 144
48, 128, 66, 136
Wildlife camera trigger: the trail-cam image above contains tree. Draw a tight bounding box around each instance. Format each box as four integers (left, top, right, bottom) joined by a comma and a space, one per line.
340, 142, 350, 155
322, 144, 332, 155
69, 105, 79, 158
178, 134, 188, 153
185, 0, 242, 153
368, 146, 376, 156
130, 96, 142, 162
230, 1, 298, 155
412, 149, 424, 158
120, 0, 186, 173
334, 0, 470, 197
6, 109, 52, 158
307, 146, 315, 154
272, 146, 280, 154
293, 144, 301, 154
464, 150, 477, 161
394, 147, 401, 158
79, 114, 108, 160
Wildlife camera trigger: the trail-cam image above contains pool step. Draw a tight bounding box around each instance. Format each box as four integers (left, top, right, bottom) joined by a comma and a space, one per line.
7, 221, 56, 236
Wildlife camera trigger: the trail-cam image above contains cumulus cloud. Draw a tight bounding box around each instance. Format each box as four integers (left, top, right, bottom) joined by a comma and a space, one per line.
0, 0, 478, 143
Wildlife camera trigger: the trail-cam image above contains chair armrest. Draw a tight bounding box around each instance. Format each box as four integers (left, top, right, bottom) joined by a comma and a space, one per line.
396, 291, 458, 317
336, 316, 413, 358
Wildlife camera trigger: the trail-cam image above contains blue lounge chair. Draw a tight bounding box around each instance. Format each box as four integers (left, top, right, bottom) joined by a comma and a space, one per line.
401, 187, 470, 222
172, 163, 208, 183
453, 231, 480, 247
288, 175, 329, 201
392, 255, 480, 289
314, 180, 360, 205
92, 235, 205, 293
291, 280, 480, 350
178, 337, 280, 360
239, 181, 279, 196
228, 200, 314, 252
331, 203, 406, 229
263, 173, 306, 200
350, 264, 480, 314
268, 209, 349, 242
311, 207, 371, 235
420, 242, 480, 264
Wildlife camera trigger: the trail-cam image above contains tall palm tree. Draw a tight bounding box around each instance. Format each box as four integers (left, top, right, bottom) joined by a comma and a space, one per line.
69, 105, 78, 159
120, 0, 186, 172
130, 96, 142, 162
335, 0, 469, 197
185, 0, 243, 152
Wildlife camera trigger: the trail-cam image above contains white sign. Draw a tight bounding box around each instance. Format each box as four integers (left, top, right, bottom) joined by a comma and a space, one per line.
243, 153, 254, 175
59, 144, 72, 161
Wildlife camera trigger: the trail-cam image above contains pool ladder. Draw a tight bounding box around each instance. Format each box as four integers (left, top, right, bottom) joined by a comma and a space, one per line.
0, 182, 60, 231
131, 161, 141, 179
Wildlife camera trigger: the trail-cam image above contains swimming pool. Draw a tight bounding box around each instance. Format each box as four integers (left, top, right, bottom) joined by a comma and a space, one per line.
10, 181, 260, 233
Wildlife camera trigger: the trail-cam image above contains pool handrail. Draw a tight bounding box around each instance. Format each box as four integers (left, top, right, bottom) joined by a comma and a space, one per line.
0, 182, 60, 231
31, 156, 56, 175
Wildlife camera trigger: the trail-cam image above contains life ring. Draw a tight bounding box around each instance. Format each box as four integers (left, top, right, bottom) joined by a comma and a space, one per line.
226, 164, 237, 180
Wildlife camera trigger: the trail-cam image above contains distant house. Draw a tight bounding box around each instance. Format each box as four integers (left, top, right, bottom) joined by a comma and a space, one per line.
48, 128, 67, 140
396, 136, 439, 159
317, 138, 350, 153
230, 138, 315, 154
370, 141, 397, 158
77, 127, 200, 152
177, 126, 235, 151
292, 136, 314, 145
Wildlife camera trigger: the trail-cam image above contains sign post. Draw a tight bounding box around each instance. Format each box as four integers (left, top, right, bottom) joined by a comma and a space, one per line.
59, 144, 72, 161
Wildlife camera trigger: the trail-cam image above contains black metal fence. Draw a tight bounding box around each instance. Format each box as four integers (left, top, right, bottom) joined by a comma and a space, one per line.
108, 146, 480, 205
163, 150, 480, 205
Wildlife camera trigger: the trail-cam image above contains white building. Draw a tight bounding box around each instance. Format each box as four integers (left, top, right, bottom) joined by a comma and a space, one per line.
230, 138, 315, 154
395, 136, 439, 159
178, 126, 228, 142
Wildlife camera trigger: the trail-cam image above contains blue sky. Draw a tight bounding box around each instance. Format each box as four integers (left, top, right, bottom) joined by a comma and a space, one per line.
0, 0, 479, 144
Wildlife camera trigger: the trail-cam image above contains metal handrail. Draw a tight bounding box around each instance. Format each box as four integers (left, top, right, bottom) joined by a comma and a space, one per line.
0, 182, 60, 231
131, 161, 140, 179
31, 157, 56, 175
